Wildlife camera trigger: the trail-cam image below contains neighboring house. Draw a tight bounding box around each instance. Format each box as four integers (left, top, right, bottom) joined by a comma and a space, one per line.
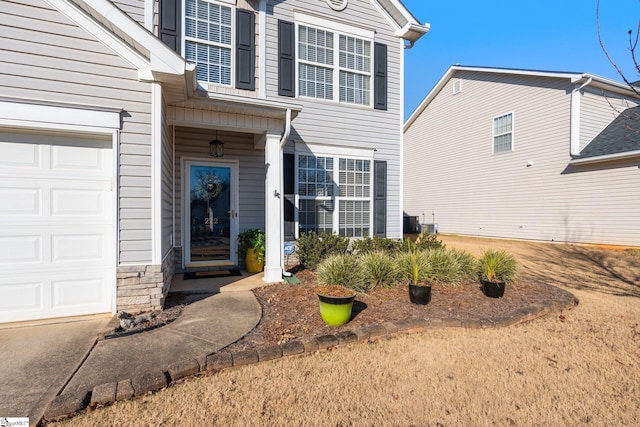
403, 66, 640, 247
0, 0, 429, 323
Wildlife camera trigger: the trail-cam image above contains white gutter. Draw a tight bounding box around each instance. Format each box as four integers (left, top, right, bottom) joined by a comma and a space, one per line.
279, 108, 292, 277
569, 149, 640, 165
570, 76, 592, 156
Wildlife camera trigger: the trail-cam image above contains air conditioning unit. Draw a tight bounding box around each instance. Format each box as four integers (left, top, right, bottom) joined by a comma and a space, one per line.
403, 216, 420, 234
422, 223, 438, 235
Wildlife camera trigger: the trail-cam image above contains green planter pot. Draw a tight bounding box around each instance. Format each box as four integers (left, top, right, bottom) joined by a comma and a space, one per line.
317, 291, 356, 326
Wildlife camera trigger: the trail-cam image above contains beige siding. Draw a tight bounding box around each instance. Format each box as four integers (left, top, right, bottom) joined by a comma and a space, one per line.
112, 0, 146, 25
1, 0, 154, 263
404, 71, 640, 246
580, 88, 639, 150
173, 127, 264, 268
265, 0, 404, 238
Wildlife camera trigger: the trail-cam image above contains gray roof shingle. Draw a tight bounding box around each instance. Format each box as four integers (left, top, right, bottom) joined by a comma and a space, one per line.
578, 106, 640, 158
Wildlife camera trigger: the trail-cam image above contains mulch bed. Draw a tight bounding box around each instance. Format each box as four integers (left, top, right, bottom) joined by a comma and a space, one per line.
225, 269, 577, 352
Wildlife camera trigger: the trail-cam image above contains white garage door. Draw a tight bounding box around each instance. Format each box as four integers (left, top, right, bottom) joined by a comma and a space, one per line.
0, 131, 115, 323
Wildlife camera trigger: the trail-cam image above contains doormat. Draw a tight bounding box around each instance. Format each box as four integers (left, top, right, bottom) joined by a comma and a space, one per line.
183, 269, 242, 280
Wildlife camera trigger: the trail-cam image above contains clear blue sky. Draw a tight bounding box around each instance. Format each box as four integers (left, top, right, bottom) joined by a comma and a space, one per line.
402, 0, 640, 120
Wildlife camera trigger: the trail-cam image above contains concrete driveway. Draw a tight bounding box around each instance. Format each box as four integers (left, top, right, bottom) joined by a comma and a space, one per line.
0, 317, 108, 426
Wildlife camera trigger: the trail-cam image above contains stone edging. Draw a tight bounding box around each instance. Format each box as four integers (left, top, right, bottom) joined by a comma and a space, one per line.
42, 293, 578, 423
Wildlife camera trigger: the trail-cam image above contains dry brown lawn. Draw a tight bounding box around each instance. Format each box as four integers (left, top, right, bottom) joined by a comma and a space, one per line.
52, 235, 640, 427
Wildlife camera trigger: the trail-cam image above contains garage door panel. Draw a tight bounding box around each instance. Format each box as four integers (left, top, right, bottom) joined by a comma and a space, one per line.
0, 281, 44, 313
0, 235, 42, 264
51, 188, 106, 216
52, 276, 107, 308
51, 143, 109, 173
0, 140, 40, 168
52, 234, 105, 263
0, 188, 41, 216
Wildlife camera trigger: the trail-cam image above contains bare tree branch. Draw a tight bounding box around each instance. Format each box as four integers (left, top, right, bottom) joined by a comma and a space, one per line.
597, 0, 640, 95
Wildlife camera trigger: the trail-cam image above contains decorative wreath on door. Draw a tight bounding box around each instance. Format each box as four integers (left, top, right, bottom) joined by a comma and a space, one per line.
192, 171, 226, 202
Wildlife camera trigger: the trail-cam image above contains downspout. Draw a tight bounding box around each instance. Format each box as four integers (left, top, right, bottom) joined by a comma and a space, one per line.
279, 108, 292, 276
570, 77, 592, 156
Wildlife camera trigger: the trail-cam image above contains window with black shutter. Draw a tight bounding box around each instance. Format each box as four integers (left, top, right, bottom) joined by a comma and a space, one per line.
236, 9, 255, 90
373, 160, 387, 236
278, 20, 295, 97
374, 43, 387, 110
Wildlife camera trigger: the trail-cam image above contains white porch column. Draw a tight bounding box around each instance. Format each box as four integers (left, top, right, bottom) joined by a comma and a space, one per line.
264, 131, 283, 283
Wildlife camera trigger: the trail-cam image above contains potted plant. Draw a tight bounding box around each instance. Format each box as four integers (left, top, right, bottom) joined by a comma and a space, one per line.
237, 229, 265, 273
315, 254, 364, 326
396, 242, 432, 304
477, 249, 518, 298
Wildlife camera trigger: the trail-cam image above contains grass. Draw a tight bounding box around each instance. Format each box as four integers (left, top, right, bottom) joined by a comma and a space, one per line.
51, 235, 640, 426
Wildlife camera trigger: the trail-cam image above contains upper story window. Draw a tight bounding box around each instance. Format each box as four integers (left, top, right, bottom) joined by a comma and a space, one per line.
339, 35, 371, 105
493, 112, 513, 153
184, 0, 232, 85
297, 24, 372, 106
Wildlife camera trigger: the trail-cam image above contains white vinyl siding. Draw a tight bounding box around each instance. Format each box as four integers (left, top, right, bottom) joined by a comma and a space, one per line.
184, 0, 233, 85
493, 112, 513, 153
1, 0, 154, 264
404, 70, 640, 246
111, 0, 145, 25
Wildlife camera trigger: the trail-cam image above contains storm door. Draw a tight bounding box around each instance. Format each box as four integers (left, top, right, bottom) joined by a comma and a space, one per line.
184, 160, 238, 267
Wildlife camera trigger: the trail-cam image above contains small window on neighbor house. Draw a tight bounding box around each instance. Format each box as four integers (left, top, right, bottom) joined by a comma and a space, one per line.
453, 78, 462, 94
493, 112, 513, 153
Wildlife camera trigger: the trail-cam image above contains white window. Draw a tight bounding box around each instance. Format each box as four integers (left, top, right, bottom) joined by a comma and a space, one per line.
184, 0, 233, 85
298, 26, 334, 100
297, 24, 372, 105
297, 154, 371, 237
493, 112, 513, 153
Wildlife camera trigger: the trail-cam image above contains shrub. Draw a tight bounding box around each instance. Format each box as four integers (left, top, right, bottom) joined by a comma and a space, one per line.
359, 251, 397, 289
424, 248, 461, 284
477, 249, 519, 283
449, 249, 478, 282
395, 250, 430, 285
316, 254, 366, 293
352, 236, 402, 254
400, 232, 445, 253
296, 231, 350, 270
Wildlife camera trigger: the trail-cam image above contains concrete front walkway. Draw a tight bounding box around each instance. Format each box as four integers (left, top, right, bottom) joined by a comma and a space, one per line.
0, 316, 110, 425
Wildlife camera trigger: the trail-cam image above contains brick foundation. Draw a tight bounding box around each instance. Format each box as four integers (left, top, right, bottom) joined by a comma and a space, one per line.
116, 249, 175, 313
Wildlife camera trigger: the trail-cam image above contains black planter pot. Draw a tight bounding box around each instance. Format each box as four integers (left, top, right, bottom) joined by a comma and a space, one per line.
409, 284, 432, 305
481, 279, 506, 298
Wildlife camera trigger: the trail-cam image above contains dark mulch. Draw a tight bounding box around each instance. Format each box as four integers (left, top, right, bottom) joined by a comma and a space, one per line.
225, 269, 577, 352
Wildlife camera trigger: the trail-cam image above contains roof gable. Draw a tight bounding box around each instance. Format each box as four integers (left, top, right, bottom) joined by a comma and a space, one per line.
405, 65, 640, 131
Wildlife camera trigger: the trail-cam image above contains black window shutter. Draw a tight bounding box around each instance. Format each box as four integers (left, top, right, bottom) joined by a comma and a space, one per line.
374, 43, 387, 110
159, 0, 181, 54
278, 20, 295, 97
373, 160, 387, 236
283, 153, 295, 240
236, 9, 255, 90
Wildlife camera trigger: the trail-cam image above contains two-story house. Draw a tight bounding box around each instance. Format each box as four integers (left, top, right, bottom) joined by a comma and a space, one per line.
0, 0, 428, 323
404, 65, 640, 247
